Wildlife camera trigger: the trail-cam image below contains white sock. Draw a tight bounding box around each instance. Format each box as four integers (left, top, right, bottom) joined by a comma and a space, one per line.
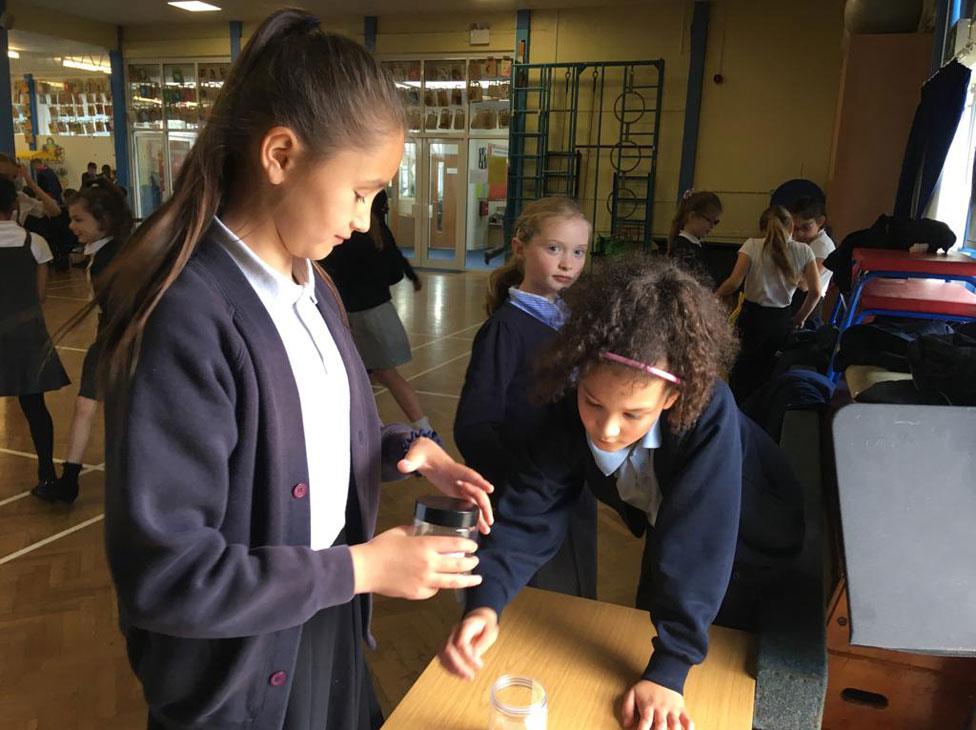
411, 416, 433, 432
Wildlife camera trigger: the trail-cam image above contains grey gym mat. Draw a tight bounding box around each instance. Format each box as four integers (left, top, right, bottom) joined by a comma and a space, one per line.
832, 404, 976, 656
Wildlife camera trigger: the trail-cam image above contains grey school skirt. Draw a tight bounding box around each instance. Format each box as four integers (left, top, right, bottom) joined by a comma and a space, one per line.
347, 301, 412, 371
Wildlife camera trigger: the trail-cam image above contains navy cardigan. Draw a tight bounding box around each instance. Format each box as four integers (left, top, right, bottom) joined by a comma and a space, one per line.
454, 302, 558, 488
465, 380, 804, 694
104, 222, 411, 729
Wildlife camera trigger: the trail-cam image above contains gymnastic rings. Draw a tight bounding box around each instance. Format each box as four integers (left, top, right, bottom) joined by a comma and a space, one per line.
613, 90, 646, 125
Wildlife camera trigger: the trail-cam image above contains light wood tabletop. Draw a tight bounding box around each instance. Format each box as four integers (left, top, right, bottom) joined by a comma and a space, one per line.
383, 587, 756, 729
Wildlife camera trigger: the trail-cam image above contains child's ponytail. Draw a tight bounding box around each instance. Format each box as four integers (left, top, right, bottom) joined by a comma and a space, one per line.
486, 258, 525, 316
759, 205, 796, 281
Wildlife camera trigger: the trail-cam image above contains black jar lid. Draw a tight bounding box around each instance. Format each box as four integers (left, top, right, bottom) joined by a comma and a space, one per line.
414, 496, 479, 529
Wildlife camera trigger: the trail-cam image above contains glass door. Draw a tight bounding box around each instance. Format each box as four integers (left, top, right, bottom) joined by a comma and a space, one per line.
423, 139, 465, 268
389, 138, 419, 260
132, 130, 166, 219
168, 132, 197, 187
388, 137, 467, 269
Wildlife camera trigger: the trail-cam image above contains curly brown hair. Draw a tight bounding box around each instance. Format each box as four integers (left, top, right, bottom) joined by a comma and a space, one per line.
535, 254, 738, 433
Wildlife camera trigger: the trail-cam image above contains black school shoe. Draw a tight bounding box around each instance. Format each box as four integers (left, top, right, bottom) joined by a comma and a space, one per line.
30, 478, 79, 505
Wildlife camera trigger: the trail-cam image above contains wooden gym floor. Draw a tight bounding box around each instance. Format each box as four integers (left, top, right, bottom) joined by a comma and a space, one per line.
0, 267, 644, 728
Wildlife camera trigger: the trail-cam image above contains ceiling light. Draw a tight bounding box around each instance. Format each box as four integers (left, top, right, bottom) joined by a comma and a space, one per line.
168, 1, 222, 11
7, 50, 19, 59
63, 58, 112, 74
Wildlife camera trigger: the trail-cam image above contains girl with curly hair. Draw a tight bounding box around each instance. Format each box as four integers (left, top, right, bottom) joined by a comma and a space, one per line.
439, 255, 805, 730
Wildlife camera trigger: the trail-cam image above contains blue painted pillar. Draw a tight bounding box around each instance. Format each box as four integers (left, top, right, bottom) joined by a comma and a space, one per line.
25, 74, 38, 151
230, 21, 242, 62
678, 0, 709, 197
110, 30, 132, 196
0, 0, 15, 158
364, 16, 377, 53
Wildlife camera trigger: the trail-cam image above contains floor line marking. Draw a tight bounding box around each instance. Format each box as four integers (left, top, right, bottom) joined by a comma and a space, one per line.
0, 514, 105, 566
372, 351, 471, 397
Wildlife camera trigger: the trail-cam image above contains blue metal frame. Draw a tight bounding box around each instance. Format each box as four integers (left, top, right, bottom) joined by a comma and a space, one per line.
110, 47, 132, 198
0, 0, 14, 158
678, 0, 709, 196
25, 74, 38, 151
364, 16, 377, 53
826, 269, 976, 380
230, 21, 243, 62
504, 9, 531, 252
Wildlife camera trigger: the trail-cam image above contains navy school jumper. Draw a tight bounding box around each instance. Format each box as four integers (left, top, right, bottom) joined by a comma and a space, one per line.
465, 380, 805, 694
454, 302, 597, 597
104, 222, 412, 729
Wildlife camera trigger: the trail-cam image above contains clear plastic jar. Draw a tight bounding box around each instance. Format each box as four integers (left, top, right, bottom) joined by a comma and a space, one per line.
489, 675, 548, 730
413, 495, 479, 547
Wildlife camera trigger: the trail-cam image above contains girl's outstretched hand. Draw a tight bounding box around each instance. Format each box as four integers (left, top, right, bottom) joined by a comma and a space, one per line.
438, 608, 499, 680
399, 437, 494, 534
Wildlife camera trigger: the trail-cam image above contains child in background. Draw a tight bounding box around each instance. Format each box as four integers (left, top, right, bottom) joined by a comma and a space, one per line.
787, 196, 835, 328
454, 197, 597, 598
32, 183, 132, 504
322, 189, 431, 431
667, 190, 723, 287
440, 256, 805, 730
0, 177, 70, 495
716, 206, 822, 402
70, 12, 494, 729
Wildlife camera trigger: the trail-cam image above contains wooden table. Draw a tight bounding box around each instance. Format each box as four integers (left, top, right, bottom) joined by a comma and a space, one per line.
383, 588, 756, 729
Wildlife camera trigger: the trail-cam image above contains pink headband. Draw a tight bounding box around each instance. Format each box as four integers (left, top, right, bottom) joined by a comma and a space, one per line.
600, 352, 682, 385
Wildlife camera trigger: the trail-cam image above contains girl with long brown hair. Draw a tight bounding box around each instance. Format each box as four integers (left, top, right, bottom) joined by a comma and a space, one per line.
87, 10, 492, 730
716, 205, 822, 401
32, 181, 131, 504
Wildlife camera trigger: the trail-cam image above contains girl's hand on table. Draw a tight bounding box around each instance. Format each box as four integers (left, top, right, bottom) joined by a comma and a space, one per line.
620, 679, 694, 730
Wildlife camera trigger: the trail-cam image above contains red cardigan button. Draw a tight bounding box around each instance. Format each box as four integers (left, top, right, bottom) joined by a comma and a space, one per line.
292, 483, 308, 499
269, 671, 287, 687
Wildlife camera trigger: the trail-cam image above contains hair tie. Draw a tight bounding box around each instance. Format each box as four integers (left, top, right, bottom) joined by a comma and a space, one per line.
682, 189, 695, 201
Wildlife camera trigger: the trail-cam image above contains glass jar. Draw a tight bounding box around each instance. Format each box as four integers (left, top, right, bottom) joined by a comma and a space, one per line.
413, 496, 479, 546
489, 675, 548, 730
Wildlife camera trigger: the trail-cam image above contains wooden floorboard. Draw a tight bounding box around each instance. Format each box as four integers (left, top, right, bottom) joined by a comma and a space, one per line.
0, 268, 644, 726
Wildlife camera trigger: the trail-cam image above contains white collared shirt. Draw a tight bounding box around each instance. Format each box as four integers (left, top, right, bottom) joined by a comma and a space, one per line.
678, 229, 702, 246
0, 219, 52, 263
587, 420, 664, 525
84, 236, 113, 257
215, 217, 351, 549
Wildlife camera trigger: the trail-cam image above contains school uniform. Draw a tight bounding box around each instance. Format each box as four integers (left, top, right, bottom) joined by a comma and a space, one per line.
105, 219, 413, 730
466, 379, 804, 694
454, 291, 597, 598
16, 191, 46, 227
322, 216, 417, 372
77, 236, 121, 400
731, 237, 816, 401
0, 220, 69, 397
790, 229, 835, 328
